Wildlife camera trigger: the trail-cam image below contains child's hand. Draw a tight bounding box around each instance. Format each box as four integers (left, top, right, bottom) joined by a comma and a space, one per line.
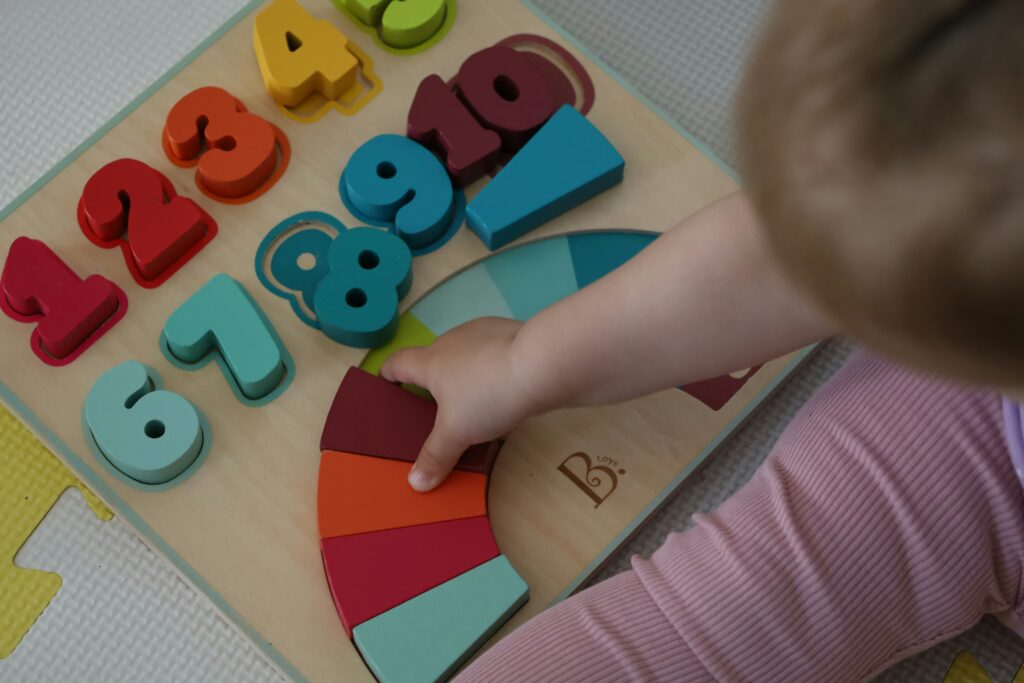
380, 317, 538, 492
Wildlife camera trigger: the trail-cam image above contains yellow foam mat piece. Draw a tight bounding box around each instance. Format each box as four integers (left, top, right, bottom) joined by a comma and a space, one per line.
0, 402, 112, 658
943, 651, 1024, 683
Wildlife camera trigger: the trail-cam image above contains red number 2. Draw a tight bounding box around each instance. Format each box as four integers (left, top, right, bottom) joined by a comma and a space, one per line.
78, 158, 217, 288
1, 237, 127, 365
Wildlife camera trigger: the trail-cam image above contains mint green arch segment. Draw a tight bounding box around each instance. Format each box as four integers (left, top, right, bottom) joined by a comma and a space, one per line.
410, 262, 514, 336
353, 555, 529, 683
483, 235, 579, 321
161, 274, 294, 406
568, 231, 656, 289
83, 361, 211, 489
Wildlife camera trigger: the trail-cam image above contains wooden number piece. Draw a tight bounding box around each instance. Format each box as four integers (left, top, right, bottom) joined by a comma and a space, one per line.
1, 237, 127, 365
313, 227, 412, 347
162, 274, 293, 404
455, 45, 555, 152
339, 0, 447, 50
467, 106, 625, 250
253, 0, 358, 107
84, 361, 208, 488
407, 75, 500, 187
340, 134, 459, 250
78, 158, 216, 287
163, 86, 289, 202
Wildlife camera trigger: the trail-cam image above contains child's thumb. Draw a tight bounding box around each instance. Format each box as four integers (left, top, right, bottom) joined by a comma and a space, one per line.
408, 425, 465, 492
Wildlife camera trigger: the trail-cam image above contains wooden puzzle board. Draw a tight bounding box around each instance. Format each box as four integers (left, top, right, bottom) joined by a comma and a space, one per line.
0, 1, 812, 681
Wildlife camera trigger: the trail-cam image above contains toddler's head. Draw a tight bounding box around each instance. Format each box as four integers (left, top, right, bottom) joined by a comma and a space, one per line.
739, 0, 1024, 388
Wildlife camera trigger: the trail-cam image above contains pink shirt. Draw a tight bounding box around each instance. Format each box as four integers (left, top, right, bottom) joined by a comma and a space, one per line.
1006, 399, 1024, 489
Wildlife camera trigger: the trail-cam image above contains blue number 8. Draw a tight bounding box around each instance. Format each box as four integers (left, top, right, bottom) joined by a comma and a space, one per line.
313, 228, 412, 348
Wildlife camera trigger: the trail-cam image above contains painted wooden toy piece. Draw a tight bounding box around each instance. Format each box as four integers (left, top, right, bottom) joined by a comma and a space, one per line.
352, 555, 529, 683
340, 134, 457, 250
321, 516, 499, 637
467, 105, 625, 250
78, 158, 216, 287
338, 0, 446, 49
407, 74, 500, 187
317, 450, 487, 539
320, 366, 500, 474
253, 0, 359, 107
455, 45, 555, 152
161, 274, 292, 403
83, 361, 206, 486
163, 86, 285, 200
313, 226, 412, 347
0, 236, 127, 365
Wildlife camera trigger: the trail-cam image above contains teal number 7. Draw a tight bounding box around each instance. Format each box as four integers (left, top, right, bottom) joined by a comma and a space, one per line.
161, 274, 295, 405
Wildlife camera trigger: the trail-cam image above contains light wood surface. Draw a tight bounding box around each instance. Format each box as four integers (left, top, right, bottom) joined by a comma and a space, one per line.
0, 2, 803, 681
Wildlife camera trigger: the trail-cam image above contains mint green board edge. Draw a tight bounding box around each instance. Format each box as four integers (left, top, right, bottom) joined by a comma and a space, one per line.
0, 1, 813, 681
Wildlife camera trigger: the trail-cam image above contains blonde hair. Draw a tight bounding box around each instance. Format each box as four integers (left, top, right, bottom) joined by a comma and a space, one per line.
739, 0, 1024, 386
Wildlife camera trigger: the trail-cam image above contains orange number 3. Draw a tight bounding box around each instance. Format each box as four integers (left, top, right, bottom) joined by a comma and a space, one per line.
162, 86, 290, 203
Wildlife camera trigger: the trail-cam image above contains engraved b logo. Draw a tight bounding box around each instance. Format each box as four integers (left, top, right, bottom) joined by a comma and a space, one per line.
557, 452, 624, 508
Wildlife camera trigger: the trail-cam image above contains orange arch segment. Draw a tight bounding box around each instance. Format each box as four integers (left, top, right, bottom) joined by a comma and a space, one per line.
318, 450, 487, 539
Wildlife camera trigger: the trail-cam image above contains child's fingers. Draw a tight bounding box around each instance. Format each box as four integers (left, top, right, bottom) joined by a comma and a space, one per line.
408, 423, 466, 492
380, 347, 429, 387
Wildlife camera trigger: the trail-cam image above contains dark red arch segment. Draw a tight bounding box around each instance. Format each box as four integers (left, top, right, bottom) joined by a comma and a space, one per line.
320, 367, 501, 475
321, 516, 500, 637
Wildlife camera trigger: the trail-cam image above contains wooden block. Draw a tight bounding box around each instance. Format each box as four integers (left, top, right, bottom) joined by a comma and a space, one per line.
0, 236, 127, 365
340, 0, 447, 49
407, 74, 500, 187
161, 274, 293, 403
253, 0, 359, 107
455, 45, 554, 153
77, 158, 217, 287
83, 361, 207, 486
163, 86, 288, 201
352, 555, 529, 683
467, 106, 625, 250
319, 367, 500, 474
340, 134, 458, 250
321, 516, 499, 637
317, 450, 486, 539
313, 227, 412, 347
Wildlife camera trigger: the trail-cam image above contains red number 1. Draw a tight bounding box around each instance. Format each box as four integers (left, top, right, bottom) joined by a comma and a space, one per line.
1, 237, 127, 365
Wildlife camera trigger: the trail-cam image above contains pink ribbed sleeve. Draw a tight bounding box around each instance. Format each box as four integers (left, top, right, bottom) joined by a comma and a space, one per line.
458, 352, 1024, 682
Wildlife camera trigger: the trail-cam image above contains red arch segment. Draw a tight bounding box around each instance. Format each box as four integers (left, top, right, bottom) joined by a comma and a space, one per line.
321, 516, 500, 637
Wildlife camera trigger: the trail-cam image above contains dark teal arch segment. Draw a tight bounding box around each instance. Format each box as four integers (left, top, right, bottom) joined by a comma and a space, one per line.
568, 231, 655, 289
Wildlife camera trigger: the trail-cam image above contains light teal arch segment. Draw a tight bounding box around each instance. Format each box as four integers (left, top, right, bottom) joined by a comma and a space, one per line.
410, 262, 514, 336
483, 235, 579, 321
353, 555, 529, 683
